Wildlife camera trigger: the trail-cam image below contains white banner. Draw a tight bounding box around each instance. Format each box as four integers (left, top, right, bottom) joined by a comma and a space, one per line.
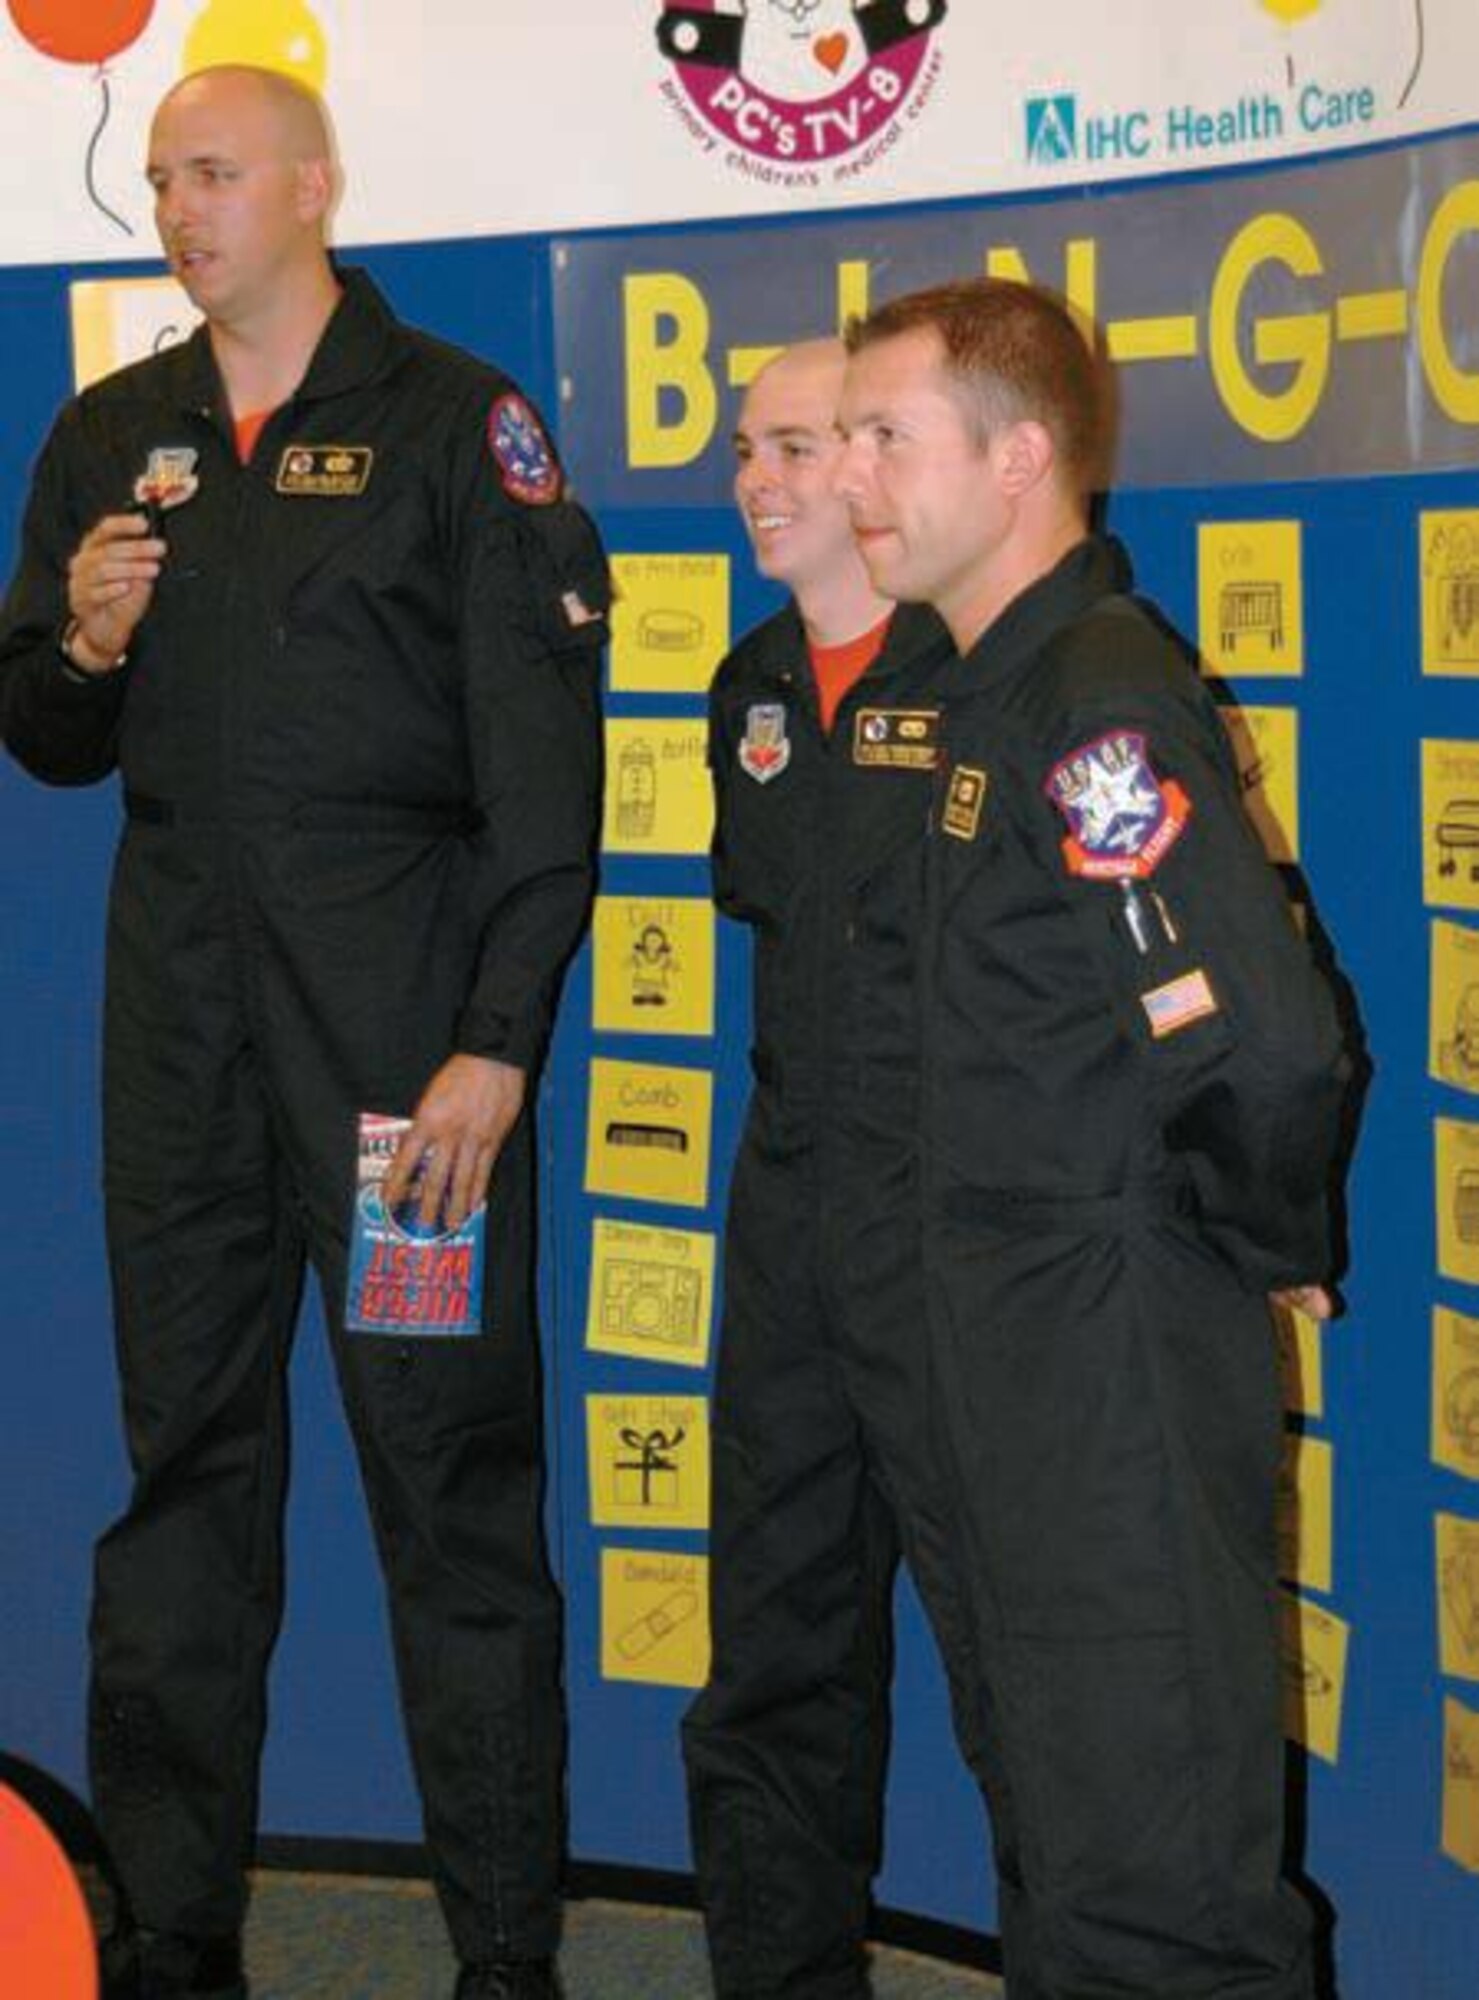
0, 2, 1474, 266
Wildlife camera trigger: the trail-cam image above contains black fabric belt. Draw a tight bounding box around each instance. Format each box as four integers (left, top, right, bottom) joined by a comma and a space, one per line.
750, 1047, 919, 1102
938, 1177, 1197, 1232
124, 789, 484, 835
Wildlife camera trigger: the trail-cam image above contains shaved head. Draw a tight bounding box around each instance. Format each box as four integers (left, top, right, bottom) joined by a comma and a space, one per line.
155, 64, 334, 169
736, 339, 849, 466
744, 337, 847, 414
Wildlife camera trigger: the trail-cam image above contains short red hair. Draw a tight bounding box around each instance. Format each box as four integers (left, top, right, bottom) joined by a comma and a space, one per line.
846, 278, 1103, 492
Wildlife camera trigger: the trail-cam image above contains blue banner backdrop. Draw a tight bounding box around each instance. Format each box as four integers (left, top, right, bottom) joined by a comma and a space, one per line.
2, 126, 1478, 2000
554, 128, 1479, 503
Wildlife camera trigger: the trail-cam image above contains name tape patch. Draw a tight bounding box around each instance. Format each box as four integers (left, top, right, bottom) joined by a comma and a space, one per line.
853, 707, 941, 770
275, 444, 374, 497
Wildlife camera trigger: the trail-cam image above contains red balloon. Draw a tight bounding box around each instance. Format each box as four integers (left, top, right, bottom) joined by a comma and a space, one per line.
7, 0, 155, 66
0, 1785, 97, 1998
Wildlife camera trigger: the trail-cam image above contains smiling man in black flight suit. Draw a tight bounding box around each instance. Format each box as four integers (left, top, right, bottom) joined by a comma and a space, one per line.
681, 338, 964, 2000
0, 63, 606, 2000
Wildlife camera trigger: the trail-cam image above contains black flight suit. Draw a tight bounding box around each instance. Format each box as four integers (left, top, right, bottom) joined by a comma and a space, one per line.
915, 536, 1348, 1997
0, 270, 608, 1967
682, 601, 980, 1999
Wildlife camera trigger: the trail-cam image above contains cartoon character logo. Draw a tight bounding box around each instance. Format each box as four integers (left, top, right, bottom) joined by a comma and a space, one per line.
657, 1, 947, 175
728, 0, 871, 101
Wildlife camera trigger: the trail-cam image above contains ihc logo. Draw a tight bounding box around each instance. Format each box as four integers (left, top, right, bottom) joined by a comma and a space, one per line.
1026, 94, 1078, 165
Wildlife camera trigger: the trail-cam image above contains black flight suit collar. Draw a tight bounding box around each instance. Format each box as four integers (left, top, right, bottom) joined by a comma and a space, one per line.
152, 266, 408, 430
937, 533, 1133, 703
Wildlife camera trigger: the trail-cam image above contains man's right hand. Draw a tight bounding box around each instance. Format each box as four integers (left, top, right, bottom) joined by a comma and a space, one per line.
64, 514, 166, 671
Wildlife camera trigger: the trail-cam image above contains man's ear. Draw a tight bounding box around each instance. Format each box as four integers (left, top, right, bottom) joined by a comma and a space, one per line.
996, 420, 1054, 498
295, 156, 336, 225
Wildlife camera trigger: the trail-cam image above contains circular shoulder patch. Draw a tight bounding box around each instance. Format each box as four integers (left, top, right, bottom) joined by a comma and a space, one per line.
487, 392, 561, 505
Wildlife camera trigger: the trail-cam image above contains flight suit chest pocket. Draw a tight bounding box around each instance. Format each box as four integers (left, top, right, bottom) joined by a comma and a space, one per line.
930, 756, 1014, 914
715, 693, 810, 919
277, 480, 436, 611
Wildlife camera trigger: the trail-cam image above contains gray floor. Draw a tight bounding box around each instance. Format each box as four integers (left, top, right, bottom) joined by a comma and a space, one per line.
242, 1872, 1002, 2000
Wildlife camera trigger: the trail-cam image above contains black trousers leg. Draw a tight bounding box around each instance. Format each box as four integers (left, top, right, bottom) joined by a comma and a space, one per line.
926, 1221, 1316, 2000
311, 1116, 565, 1963
684, 1132, 896, 2000
92, 1059, 299, 1941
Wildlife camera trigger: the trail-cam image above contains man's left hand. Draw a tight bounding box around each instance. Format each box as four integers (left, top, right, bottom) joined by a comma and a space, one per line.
1270, 1284, 1335, 1321
383, 1055, 526, 1232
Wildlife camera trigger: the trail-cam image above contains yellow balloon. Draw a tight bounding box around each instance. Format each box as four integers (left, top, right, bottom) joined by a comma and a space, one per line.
183, 0, 328, 93
1260, 0, 1323, 22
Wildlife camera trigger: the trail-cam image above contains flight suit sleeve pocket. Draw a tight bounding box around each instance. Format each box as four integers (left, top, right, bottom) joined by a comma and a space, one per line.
1134, 961, 1233, 1055
500, 502, 612, 656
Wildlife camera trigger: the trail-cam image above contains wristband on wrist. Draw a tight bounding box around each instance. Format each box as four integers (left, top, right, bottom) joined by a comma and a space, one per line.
58, 617, 127, 679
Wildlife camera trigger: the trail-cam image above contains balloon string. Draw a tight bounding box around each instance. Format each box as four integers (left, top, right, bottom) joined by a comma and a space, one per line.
86, 71, 135, 237
1399, 0, 1426, 110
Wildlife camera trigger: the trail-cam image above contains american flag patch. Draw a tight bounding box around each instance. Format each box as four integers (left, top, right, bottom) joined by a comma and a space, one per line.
1140, 968, 1218, 1039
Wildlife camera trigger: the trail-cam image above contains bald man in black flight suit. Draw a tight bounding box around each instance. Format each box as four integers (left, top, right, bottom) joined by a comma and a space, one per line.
0, 64, 605, 2000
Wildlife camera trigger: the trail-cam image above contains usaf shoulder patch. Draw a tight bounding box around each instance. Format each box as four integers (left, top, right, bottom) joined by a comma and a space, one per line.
853, 708, 940, 771
942, 764, 989, 841
1045, 730, 1190, 880
275, 445, 374, 496
738, 703, 791, 784
489, 393, 561, 505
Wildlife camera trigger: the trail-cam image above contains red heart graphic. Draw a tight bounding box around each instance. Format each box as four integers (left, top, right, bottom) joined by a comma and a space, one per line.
814, 32, 849, 75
